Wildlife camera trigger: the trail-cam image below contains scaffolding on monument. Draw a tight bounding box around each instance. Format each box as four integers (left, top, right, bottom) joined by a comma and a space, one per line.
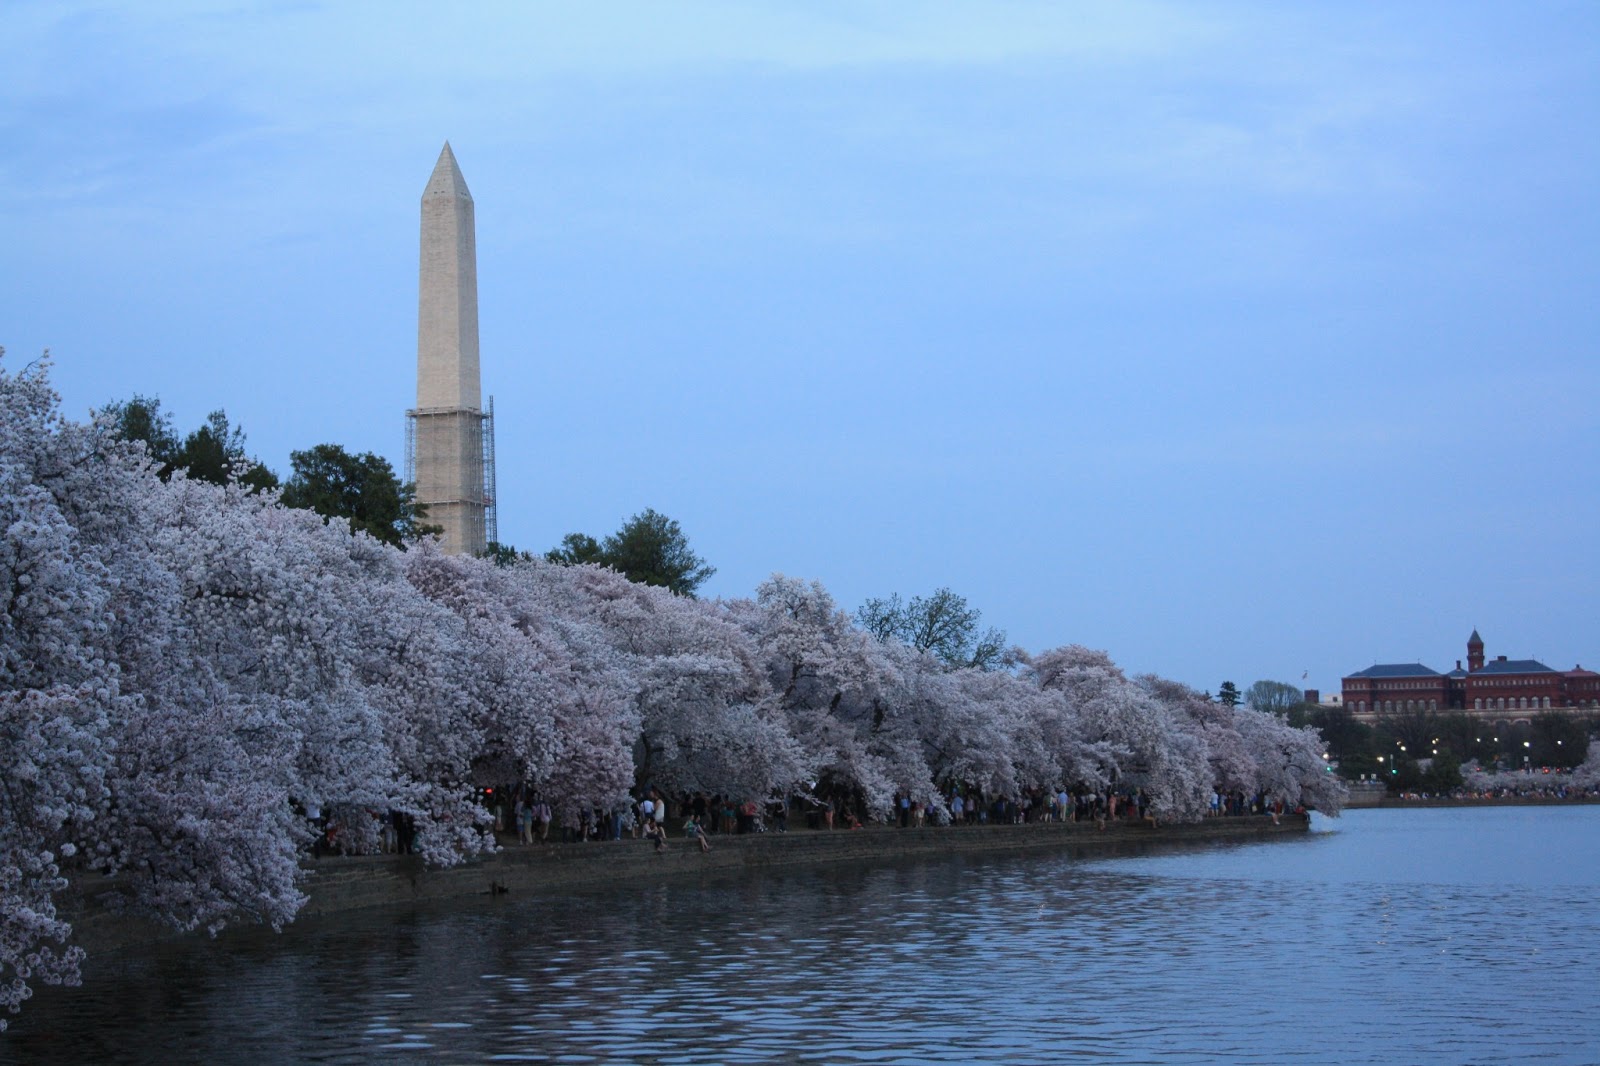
404, 399, 496, 553
482, 395, 497, 549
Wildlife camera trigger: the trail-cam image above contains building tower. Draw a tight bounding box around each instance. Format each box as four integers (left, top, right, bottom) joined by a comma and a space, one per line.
406, 142, 496, 555
1467, 629, 1485, 673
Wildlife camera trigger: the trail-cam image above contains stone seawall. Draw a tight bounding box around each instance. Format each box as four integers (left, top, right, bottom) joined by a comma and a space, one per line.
299, 816, 1308, 915
67, 816, 1308, 952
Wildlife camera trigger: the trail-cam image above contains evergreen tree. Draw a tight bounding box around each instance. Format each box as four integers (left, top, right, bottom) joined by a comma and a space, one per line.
280, 443, 434, 548
104, 396, 276, 490
545, 509, 714, 596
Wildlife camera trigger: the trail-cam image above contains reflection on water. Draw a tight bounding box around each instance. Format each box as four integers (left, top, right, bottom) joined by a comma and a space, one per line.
5, 808, 1599, 1064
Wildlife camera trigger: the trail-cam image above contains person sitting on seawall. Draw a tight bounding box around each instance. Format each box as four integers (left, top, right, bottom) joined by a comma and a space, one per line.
644, 819, 668, 852
685, 815, 712, 853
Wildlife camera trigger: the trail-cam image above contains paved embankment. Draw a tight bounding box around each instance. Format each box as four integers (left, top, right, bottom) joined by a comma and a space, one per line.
299, 815, 1308, 913
67, 816, 1308, 952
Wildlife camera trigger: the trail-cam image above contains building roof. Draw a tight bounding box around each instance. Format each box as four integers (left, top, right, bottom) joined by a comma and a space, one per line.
1475, 658, 1556, 675
1446, 667, 1468, 678
1468, 629, 1483, 646
1348, 663, 1442, 679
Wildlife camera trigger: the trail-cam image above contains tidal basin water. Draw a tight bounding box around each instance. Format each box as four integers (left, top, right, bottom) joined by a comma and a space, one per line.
5, 807, 1599, 1065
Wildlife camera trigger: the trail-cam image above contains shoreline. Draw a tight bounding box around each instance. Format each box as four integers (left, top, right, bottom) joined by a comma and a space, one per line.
68, 801, 1600, 953
67, 815, 1308, 953
1374, 795, 1600, 809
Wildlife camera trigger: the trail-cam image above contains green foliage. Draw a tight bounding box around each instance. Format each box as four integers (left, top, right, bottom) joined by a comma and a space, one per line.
1217, 681, 1240, 708
177, 410, 279, 492
1430, 712, 1501, 767
103, 394, 180, 474
1307, 704, 1379, 778
1530, 711, 1589, 769
104, 396, 276, 490
545, 509, 715, 596
1422, 752, 1463, 793
481, 541, 536, 567
545, 532, 604, 567
280, 443, 435, 549
604, 510, 715, 595
857, 588, 1008, 670
1375, 703, 1440, 758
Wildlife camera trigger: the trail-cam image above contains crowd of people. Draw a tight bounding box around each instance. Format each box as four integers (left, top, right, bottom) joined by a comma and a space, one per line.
457, 782, 1299, 854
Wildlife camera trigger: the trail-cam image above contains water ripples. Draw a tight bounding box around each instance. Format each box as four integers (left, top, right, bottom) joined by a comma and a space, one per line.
4, 808, 1600, 1064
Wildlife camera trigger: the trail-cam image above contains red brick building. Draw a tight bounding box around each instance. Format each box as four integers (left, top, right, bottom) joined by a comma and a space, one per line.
1343, 630, 1599, 727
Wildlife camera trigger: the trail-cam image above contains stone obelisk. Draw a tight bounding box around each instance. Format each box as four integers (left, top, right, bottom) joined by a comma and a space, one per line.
410, 142, 488, 555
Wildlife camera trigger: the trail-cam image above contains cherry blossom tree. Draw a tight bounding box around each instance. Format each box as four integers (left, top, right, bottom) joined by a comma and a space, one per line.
740, 576, 903, 815
1231, 704, 1346, 814
1139, 675, 1258, 796
1029, 645, 1212, 817
1, 350, 1354, 1030
0, 358, 119, 1027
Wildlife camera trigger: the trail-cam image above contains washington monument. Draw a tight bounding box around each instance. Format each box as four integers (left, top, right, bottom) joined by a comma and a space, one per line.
407, 142, 496, 555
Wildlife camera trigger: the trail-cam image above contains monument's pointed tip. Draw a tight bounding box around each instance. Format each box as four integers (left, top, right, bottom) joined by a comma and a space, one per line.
424, 141, 471, 200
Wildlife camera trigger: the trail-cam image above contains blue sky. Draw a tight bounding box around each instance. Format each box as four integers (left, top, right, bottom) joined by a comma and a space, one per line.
3, 1, 1596, 694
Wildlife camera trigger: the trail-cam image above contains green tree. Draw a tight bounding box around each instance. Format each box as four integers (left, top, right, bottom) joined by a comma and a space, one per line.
481, 541, 536, 567
1530, 711, 1589, 769
1375, 703, 1441, 760
1422, 752, 1464, 793
545, 509, 715, 596
1390, 758, 1418, 790
104, 396, 277, 491
1308, 704, 1378, 778
544, 532, 605, 567
174, 410, 279, 492
857, 588, 1008, 670
1217, 681, 1240, 708
280, 443, 435, 548
102, 394, 180, 474
1431, 712, 1498, 766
